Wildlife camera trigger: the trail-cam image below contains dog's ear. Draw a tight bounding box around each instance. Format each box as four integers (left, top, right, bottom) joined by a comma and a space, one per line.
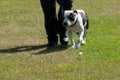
73, 10, 78, 14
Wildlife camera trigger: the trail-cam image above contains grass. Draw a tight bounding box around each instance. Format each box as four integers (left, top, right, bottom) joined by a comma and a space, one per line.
0, 0, 120, 80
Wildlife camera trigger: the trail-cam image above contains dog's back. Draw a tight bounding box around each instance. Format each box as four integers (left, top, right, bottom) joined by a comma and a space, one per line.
77, 10, 89, 30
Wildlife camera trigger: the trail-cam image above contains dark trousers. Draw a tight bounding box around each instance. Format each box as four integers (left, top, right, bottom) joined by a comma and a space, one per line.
40, 0, 73, 42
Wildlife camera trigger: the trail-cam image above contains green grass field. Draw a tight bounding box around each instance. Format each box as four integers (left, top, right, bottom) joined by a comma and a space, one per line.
0, 0, 120, 80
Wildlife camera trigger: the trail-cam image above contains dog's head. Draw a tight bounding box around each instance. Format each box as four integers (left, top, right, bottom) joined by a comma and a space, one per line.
63, 10, 78, 27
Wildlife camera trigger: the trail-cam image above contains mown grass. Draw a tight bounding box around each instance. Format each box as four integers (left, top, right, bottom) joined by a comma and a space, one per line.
0, 0, 120, 80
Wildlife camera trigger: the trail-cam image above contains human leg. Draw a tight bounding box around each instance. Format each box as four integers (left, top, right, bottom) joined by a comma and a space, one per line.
57, 0, 73, 45
40, 0, 58, 46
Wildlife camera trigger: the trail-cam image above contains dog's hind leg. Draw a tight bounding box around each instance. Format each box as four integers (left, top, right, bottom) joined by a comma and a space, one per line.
83, 20, 89, 44
82, 27, 87, 45
81, 32, 86, 45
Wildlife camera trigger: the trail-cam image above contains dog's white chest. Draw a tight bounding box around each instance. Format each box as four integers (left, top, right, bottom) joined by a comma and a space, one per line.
66, 24, 82, 33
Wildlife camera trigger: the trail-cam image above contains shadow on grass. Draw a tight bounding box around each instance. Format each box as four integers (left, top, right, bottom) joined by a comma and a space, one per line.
35, 45, 68, 55
0, 44, 68, 54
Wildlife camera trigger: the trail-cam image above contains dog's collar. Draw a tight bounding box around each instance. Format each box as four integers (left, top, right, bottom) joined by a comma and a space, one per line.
70, 17, 78, 27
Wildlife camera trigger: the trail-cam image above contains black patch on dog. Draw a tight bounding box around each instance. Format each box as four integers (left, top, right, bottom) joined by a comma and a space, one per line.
68, 13, 75, 21
73, 10, 78, 14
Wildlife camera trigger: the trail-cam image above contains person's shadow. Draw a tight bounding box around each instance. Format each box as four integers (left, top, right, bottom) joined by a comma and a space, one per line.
0, 44, 68, 55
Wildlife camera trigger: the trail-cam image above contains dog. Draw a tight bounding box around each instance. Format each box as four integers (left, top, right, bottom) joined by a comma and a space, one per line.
63, 9, 89, 48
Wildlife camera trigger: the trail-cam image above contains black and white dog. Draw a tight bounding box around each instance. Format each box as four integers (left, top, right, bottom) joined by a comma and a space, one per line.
63, 9, 89, 48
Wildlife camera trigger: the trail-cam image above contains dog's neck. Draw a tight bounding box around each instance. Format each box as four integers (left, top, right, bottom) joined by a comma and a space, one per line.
70, 17, 78, 27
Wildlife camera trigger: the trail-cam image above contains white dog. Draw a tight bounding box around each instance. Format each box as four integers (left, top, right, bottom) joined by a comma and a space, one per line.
63, 9, 89, 48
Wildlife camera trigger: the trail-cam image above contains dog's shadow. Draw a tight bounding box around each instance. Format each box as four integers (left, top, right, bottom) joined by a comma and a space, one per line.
0, 44, 68, 55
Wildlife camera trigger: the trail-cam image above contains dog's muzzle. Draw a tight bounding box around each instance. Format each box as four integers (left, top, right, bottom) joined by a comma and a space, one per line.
63, 22, 69, 27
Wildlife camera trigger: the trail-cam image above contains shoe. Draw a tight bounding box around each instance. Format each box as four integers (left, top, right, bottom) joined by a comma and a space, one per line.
47, 35, 58, 47
47, 41, 57, 47
60, 37, 68, 45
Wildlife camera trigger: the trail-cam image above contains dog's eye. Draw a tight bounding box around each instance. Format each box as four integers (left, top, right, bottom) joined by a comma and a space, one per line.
68, 16, 74, 21
68, 13, 75, 21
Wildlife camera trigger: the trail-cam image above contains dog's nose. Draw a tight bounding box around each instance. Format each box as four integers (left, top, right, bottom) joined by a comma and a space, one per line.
63, 22, 68, 26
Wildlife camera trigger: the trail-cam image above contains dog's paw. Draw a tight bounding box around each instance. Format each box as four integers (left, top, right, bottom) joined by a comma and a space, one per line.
71, 45, 75, 48
81, 40, 86, 45
75, 44, 80, 49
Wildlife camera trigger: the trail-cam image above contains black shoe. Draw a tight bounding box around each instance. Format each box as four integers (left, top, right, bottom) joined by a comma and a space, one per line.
47, 41, 57, 47
60, 37, 68, 45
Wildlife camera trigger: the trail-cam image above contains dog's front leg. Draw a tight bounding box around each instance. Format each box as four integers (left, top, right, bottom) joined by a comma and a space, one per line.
67, 31, 75, 48
76, 30, 84, 48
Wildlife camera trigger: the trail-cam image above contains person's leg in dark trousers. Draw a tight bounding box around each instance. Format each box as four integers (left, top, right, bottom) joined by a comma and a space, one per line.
57, 0, 73, 45
40, 0, 58, 46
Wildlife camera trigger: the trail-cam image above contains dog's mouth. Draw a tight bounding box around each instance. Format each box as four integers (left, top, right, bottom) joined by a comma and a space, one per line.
63, 22, 69, 27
